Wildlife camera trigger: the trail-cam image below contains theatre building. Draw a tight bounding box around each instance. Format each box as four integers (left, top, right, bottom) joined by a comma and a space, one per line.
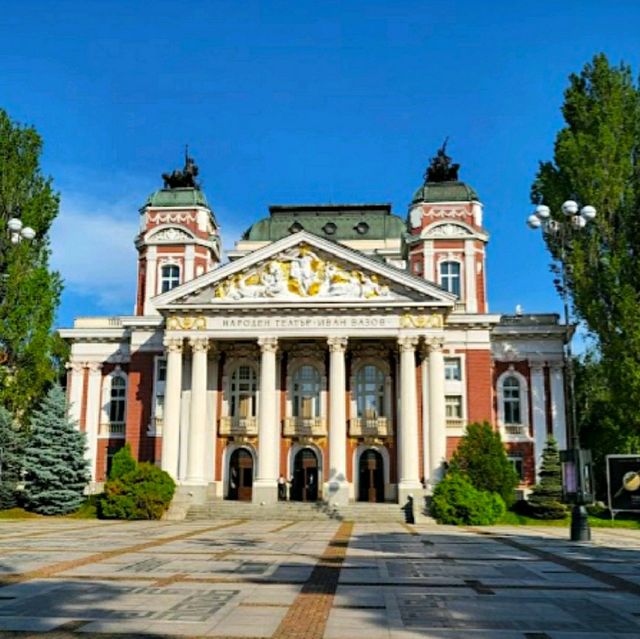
60, 150, 569, 506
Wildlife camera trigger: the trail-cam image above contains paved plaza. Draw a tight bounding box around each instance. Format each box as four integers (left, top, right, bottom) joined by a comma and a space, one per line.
1, 518, 640, 638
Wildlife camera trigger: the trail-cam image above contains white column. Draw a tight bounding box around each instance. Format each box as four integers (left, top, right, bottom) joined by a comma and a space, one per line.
67, 362, 85, 426
84, 363, 103, 483
143, 245, 157, 315
184, 244, 195, 282
550, 362, 567, 450
420, 351, 430, 486
464, 239, 477, 313
530, 361, 548, 478
428, 337, 447, 488
186, 336, 209, 487
398, 337, 422, 503
161, 337, 183, 480
253, 336, 279, 504
327, 337, 349, 505
205, 345, 219, 494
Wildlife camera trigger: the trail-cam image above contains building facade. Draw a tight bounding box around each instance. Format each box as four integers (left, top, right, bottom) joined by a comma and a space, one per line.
60, 151, 568, 505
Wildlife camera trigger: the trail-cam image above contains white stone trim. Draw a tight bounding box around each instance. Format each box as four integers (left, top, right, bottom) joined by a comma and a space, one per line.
496, 367, 531, 442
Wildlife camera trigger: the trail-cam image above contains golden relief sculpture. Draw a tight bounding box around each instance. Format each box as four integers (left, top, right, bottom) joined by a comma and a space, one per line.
400, 313, 444, 329
166, 315, 206, 331
213, 245, 391, 301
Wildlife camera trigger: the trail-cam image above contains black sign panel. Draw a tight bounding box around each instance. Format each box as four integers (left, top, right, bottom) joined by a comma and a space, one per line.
607, 455, 640, 513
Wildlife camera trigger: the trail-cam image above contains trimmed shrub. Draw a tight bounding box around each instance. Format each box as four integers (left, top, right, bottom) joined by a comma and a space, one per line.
430, 470, 506, 525
528, 436, 568, 520
100, 463, 175, 520
450, 421, 519, 507
109, 443, 137, 480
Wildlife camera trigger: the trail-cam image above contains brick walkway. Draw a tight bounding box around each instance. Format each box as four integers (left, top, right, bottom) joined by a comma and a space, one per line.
1, 519, 640, 637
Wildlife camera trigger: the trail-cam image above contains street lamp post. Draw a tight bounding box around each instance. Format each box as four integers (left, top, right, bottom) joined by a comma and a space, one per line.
527, 200, 596, 542
1, 213, 37, 365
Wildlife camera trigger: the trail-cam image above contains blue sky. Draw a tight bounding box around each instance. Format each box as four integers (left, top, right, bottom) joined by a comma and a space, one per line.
1, 1, 639, 329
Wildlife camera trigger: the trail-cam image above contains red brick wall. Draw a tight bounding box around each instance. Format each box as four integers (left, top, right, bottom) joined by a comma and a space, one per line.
506, 442, 535, 485
466, 349, 493, 424
125, 352, 156, 464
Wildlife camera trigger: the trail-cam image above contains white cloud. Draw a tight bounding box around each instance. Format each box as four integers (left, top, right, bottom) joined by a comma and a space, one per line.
51, 192, 139, 312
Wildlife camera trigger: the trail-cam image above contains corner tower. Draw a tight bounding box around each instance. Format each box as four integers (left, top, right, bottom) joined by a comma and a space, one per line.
134, 155, 221, 315
406, 144, 488, 313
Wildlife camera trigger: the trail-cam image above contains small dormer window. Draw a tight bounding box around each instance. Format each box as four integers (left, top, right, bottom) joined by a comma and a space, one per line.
322, 222, 337, 235
354, 221, 369, 235
289, 222, 304, 234
160, 264, 180, 293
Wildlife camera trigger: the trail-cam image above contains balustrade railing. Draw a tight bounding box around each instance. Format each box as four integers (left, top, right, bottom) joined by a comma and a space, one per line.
219, 416, 258, 436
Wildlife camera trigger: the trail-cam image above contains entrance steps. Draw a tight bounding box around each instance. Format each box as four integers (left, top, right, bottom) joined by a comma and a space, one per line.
186, 500, 434, 523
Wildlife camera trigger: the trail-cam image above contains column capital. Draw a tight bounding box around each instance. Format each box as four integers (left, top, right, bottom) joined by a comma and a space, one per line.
258, 336, 278, 353
189, 336, 209, 353
397, 336, 419, 353
549, 360, 564, 372
424, 336, 445, 352
163, 336, 184, 353
529, 360, 545, 373
65, 361, 85, 373
327, 336, 348, 353
87, 362, 103, 374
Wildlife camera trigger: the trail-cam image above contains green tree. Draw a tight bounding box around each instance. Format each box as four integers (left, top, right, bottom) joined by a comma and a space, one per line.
528, 436, 567, 519
0, 405, 24, 509
22, 385, 89, 515
0, 109, 62, 417
450, 421, 519, 506
108, 443, 137, 480
531, 54, 640, 446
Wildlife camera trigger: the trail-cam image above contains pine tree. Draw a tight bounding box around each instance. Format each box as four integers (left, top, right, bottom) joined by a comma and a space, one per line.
528, 436, 567, 519
0, 109, 62, 417
0, 406, 24, 509
22, 385, 89, 515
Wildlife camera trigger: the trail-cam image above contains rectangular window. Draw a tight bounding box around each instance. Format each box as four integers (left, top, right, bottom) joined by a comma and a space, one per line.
444, 357, 462, 381
508, 455, 524, 481
445, 395, 463, 419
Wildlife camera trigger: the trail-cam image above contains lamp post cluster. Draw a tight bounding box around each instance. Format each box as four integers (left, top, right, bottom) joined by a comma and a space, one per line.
1, 213, 37, 366
527, 200, 596, 542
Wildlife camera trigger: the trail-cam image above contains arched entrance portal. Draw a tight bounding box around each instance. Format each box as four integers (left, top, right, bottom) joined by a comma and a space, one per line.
291, 448, 319, 502
358, 449, 384, 503
227, 448, 253, 501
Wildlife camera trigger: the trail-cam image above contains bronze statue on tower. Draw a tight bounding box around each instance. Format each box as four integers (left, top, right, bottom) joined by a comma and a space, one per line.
162, 147, 200, 189
425, 138, 460, 183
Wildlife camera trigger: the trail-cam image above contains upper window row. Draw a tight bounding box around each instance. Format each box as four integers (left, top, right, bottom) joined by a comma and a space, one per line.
160, 264, 180, 293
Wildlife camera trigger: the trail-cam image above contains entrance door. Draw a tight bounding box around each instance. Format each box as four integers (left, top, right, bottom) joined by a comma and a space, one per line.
358, 449, 384, 503
292, 448, 319, 502
228, 449, 253, 501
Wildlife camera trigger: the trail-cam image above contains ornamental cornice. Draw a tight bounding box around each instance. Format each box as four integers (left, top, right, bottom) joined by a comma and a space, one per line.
166, 315, 206, 331
400, 313, 444, 330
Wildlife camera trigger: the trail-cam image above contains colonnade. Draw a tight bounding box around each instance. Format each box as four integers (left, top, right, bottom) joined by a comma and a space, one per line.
160, 334, 447, 505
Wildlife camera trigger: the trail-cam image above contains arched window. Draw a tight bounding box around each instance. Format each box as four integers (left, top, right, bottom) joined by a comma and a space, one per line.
160, 264, 180, 293
230, 366, 257, 419
292, 365, 321, 418
355, 365, 385, 419
109, 376, 127, 427
440, 261, 461, 296
502, 376, 521, 424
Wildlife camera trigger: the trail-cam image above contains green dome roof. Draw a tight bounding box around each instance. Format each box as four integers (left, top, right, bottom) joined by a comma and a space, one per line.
144, 187, 209, 209
242, 204, 405, 242
412, 180, 479, 204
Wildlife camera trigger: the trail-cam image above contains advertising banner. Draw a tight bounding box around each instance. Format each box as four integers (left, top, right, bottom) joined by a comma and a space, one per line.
607, 455, 640, 514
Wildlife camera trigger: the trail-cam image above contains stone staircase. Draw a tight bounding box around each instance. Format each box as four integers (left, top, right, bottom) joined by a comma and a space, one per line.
186, 500, 434, 523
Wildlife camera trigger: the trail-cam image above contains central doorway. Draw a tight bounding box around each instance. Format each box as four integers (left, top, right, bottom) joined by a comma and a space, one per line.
228, 448, 253, 501
358, 449, 384, 503
291, 448, 319, 502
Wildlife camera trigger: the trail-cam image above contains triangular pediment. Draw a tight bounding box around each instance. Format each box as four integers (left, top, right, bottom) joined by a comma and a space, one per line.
153, 231, 456, 310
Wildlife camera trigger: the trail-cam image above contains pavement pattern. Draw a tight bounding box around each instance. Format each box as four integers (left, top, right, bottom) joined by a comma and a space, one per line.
0, 517, 640, 638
